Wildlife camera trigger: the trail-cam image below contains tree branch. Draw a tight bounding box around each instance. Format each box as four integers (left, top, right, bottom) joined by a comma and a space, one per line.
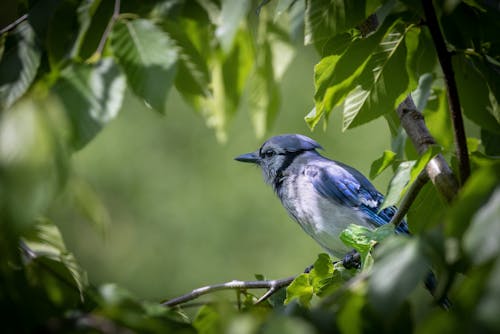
390, 170, 429, 229
397, 95, 459, 203
162, 275, 296, 307
0, 14, 28, 35
421, 0, 470, 185
94, 0, 121, 57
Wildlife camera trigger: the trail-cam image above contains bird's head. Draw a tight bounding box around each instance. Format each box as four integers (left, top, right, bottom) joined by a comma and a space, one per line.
235, 134, 322, 185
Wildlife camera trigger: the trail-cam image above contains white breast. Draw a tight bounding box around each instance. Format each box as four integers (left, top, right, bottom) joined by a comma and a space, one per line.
280, 172, 372, 259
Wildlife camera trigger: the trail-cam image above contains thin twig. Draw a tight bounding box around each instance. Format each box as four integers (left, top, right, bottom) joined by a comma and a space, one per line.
390, 170, 429, 229
162, 276, 296, 307
397, 95, 459, 203
0, 14, 28, 35
421, 0, 470, 185
95, 0, 121, 56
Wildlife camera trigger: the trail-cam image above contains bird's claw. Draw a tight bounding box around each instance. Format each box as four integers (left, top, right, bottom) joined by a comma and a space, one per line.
342, 250, 361, 269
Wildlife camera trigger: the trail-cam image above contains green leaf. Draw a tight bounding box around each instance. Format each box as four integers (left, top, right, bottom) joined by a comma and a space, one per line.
381, 160, 415, 209
446, 164, 500, 238
454, 54, 500, 134
310, 16, 397, 129
405, 26, 437, 90
481, 128, 500, 156
340, 224, 395, 254
216, 0, 251, 53
370, 150, 397, 179
77, 0, 114, 60
112, 19, 178, 113
284, 273, 314, 307
23, 218, 88, 300
463, 187, 500, 265
368, 237, 428, 314
309, 253, 334, 295
165, 20, 210, 98
53, 58, 126, 149
423, 87, 454, 151
407, 182, 446, 233
342, 20, 410, 130
46, 1, 79, 68
304, 0, 368, 46
337, 291, 365, 334
0, 21, 41, 110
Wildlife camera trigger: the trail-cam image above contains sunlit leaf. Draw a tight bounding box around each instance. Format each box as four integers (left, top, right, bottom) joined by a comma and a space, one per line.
423, 88, 454, 151
369, 237, 428, 314
22, 218, 88, 299
0, 21, 41, 110
407, 182, 446, 233
342, 21, 410, 130
310, 16, 396, 129
53, 58, 125, 149
216, 0, 250, 52
112, 19, 178, 113
370, 150, 397, 179
304, 0, 368, 46
285, 273, 314, 307
381, 160, 415, 209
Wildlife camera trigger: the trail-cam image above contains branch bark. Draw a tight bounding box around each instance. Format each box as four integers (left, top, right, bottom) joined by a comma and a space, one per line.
397, 95, 459, 203
162, 275, 296, 307
421, 0, 470, 185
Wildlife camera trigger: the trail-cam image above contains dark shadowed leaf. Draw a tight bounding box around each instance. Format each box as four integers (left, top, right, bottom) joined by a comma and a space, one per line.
463, 187, 500, 265
112, 19, 178, 113
381, 160, 415, 209
0, 21, 41, 110
369, 237, 428, 314
22, 218, 88, 299
370, 150, 397, 179
53, 58, 125, 149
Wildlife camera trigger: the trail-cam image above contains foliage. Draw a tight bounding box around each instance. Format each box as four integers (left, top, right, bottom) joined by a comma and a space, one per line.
0, 0, 499, 332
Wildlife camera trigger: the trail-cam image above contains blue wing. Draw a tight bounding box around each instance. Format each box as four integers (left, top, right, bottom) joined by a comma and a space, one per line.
305, 161, 410, 234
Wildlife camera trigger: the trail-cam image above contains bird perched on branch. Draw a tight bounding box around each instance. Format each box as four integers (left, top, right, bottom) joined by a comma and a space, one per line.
235, 133, 408, 260
235, 134, 449, 307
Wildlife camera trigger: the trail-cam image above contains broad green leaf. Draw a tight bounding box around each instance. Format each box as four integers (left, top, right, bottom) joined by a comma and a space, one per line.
262, 316, 317, 334
370, 150, 397, 179
284, 273, 314, 307
381, 160, 415, 209
337, 291, 365, 334
0, 21, 41, 110
475, 256, 500, 330
216, 0, 250, 52
411, 73, 434, 112
446, 164, 500, 238
405, 26, 437, 90
0, 98, 68, 229
164, 20, 210, 97
407, 182, 446, 233
77, 0, 114, 60
481, 128, 500, 156
342, 21, 410, 130
463, 187, 500, 265
310, 16, 397, 129
304, 0, 368, 46
423, 88, 454, 151
340, 224, 394, 255
23, 218, 88, 299
112, 19, 178, 113
309, 253, 334, 295
53, 58, 126, 149
454, 54, 500, 134
369, 237, 428, 314
46, 1, 79, 68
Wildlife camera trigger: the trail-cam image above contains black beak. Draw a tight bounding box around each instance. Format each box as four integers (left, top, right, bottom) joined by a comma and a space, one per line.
234, 151, 260, 164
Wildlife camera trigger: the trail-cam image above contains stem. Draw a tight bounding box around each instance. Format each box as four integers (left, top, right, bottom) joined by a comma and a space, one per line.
390, 170, 429, 229
95, 0, 121, 56
397, 95, 459, 203
0, 14, 28, 35
162, 276, 296, 307
421, 0, 470, 185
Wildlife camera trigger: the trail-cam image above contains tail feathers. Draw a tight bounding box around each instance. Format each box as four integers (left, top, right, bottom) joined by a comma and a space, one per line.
425, 271, 452, 310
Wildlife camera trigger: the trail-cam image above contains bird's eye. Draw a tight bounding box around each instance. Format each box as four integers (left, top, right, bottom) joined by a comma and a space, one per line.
263, 150, 275, 158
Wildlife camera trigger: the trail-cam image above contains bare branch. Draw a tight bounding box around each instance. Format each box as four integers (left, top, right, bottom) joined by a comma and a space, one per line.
0, 14, 28, 35
162, 276, 296, 308
95, 0, 121, 57
397, 95, 459, 203
390, 170, 429, 229
421, 0, 470, 185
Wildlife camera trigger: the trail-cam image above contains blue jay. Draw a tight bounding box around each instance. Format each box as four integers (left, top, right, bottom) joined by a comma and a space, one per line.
236, 134, 450, 307
235, 133, 409, 260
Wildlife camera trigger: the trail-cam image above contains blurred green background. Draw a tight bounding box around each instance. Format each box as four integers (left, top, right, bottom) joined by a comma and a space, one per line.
53, 46, 392, 301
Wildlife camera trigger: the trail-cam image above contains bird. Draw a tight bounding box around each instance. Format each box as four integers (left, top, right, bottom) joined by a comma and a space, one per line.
235, 133, 449, 307
235, 133, 409, 260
